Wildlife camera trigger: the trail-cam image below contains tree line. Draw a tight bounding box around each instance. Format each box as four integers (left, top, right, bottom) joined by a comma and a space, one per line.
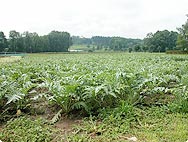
72, 17, 188, 52
1, 16, 187, 53
72, 32, 179, 52
0, 30, 72, 53
72, 36, 142, 51
135, 16, 188, 52
176, 16, 188, 51
142, 30, 178, 52
0, 30, 182, 53
72, 26, 186, 52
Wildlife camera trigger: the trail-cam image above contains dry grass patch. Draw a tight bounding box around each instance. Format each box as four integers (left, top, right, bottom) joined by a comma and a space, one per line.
0, 56, 22, 63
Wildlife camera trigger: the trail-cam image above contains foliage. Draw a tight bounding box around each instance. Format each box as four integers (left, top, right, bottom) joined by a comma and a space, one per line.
166, 50, 188, 54
1, 53, 188, 142
0, 117, 53, 142
176, 16, 188, 51
67, 107, 188, 142
72, 36, 92, 45
71, 36, 142, 51
168, 85, 188, 113
130, 107, 188, 142
0, 31, 8, 52
1, 53, 188, 118
0, 30, 72, 53
143, 30, 178, 52
48, 31, 71, 52
9, 30, 21, 52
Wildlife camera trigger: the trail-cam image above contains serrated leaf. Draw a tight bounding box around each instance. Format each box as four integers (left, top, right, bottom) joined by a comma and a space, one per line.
51, 109, 62, 124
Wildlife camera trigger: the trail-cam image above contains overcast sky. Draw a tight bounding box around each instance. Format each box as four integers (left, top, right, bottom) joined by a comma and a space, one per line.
0, 0, 188, 39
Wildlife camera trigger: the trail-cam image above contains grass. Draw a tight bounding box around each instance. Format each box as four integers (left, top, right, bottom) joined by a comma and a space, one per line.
66, 107, 188, 142
0, 103, 188, 142
131, 108, 188, 142
69, 45, 92, 51
1, 108, 187, 142
0, 117, 53, 142
69, 44, 102, 52
0, 56, 22, 63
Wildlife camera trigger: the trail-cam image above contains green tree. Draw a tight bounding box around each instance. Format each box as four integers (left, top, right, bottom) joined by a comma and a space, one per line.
72, 36, 142, 51
9, 30, 21, 52
143, 33, 153, 52
128, 47, 133, 53
22, 32, 42, 53
48, 31, 71, 52
134, 45, 142, 52
176, 16, 188, 51
31, 32, 42, 52
176, 36, 188, 51
72, 36, 91, 45
109, 37, 142, 51
39, 35, 49, 52
23, 31, 36, 53
143, 30, 178, 52
0, 31, 8, 52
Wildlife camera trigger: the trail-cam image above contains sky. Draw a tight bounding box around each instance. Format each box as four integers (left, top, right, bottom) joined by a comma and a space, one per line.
0, 0, 188, 39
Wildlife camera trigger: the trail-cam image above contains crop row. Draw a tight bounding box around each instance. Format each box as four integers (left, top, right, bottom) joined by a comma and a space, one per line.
1, 53, 188, 120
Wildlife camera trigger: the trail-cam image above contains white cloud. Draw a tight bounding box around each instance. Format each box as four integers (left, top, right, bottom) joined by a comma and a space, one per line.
0, 0, 188, 38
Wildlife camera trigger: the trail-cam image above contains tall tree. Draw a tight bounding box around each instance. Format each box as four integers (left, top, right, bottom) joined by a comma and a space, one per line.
39, 35, 49, 52
143, 30, 178, 52
109, 37, 142, 51
23, 31, 35, 52
176, 15, 188, 51
31, 32, 42, 52
9, 30, 20, 52
72, 36, 91, 45
48, 31, 71, 52
0, 31, 8, 52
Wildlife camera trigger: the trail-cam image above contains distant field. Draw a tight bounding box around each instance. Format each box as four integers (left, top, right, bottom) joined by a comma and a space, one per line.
70, 44, 94, 51
0, 56, 22, 63
1, 52, 188, 142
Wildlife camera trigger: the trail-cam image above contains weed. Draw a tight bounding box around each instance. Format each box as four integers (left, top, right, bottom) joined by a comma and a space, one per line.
0, 117, 53, 142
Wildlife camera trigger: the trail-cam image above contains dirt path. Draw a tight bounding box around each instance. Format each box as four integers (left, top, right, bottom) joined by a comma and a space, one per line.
52, 117, 82, 142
